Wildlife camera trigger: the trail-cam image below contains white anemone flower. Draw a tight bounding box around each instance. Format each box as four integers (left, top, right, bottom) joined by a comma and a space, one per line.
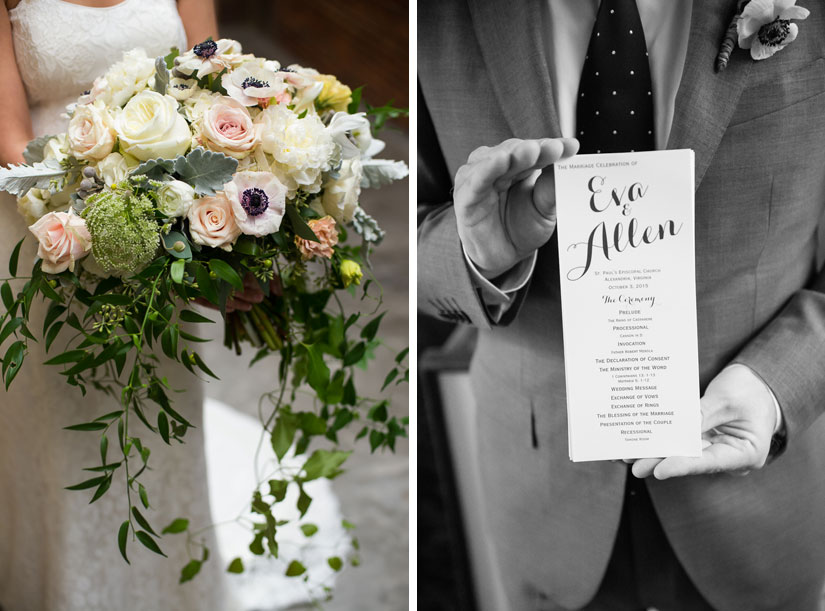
737, 0, 810, 61
327, 112, 375, 159
223, 171, 287, 237
223, 65, 287, 107
175, 38, 246, 78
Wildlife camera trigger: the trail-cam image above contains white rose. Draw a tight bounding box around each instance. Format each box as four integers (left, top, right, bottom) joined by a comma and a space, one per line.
43, 134, 70, 163
156, 179, 196, 217
68, 101, 116, 161
96, 152, 131, 187
17, 187, 71, 225
255, 105, 334, 196
115, 91, 191, 161
310, 158, 362, 223
98, 49, 156, 107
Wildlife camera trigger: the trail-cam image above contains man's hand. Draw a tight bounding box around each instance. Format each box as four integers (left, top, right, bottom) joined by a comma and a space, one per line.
454, 137, 579, 278
195, 274, 282, 314
630, 365, 777, 479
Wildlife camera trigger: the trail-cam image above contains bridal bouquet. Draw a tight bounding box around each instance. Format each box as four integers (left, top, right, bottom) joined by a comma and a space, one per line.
0, 39, 408, 583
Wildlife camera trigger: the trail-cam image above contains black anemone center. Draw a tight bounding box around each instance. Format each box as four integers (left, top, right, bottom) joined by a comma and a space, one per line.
241, 77, 269, 89
193, 40, 218, 58
241, 188, 269, 216
758, 18, 791, 46
278, 67, 296, 73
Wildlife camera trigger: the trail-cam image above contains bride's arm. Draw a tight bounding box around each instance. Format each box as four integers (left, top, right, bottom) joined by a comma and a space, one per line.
0, 3, 33, 166
177, 0, 219, 47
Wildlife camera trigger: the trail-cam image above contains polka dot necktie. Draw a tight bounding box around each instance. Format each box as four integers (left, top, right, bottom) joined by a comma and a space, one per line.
576, 0, 655, 154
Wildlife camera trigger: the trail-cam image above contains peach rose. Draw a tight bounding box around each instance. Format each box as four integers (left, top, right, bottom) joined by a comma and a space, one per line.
295, 215, 338, 259
67, 102, 116, 161
187, 194, 241, 251
200, 96, 260, 159
29, 211, 92, 274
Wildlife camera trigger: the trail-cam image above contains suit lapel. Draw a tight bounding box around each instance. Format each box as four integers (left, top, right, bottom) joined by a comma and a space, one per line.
668, 0, 754, 190
466, 0, 561, 140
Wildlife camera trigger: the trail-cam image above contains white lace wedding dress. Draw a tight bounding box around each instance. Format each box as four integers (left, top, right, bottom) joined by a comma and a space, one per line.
0, 1, 232, 609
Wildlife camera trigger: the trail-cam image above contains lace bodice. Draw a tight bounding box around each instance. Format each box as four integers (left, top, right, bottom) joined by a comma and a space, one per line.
10, 0, 187, 134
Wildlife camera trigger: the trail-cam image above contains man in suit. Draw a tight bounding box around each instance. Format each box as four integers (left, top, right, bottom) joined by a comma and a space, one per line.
418, 1, 825, 609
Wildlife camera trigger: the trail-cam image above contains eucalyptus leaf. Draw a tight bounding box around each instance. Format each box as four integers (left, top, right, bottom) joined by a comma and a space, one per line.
162, 231, 193, 260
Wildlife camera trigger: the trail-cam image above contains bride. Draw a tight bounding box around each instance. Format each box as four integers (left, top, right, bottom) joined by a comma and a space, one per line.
0, 1, 243, 609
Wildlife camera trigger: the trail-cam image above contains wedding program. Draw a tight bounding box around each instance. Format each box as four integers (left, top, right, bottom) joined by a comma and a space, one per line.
554, 150, 702, 462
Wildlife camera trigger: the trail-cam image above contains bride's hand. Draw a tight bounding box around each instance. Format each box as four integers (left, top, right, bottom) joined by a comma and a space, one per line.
195, 273, 282, 314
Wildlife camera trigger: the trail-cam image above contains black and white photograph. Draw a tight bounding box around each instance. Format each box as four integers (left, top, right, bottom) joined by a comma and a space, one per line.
418, 1, 825, 610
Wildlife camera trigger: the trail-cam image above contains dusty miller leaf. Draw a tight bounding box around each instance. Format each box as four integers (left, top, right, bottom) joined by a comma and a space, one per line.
131, 157, 177, 181
351, 207, 385, 245
360, 159, 408, 189
154, 56, 170, 95
23, 134, 56, 164
0, 160, 67, 197
174, 148, 238, 195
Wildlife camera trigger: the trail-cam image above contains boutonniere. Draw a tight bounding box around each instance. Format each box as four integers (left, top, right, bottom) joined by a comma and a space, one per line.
716, 0, 810, 72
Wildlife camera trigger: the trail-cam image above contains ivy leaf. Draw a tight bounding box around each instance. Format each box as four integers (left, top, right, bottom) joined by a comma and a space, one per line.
300, 523, 318, 537
268, 479, 288, 502
301, 449, 351, 482
154, 56, 170, 95
0, 160, 67, 197
271, 413, 297, 461
179, 559, 202, 584
285, 560, 306, 577
22, 134, 56, 164
174, 148, 238, 196
227, 557, 244, 574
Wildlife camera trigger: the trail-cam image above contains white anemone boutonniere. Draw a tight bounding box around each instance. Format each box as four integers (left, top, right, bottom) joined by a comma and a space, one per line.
716, 0, 810, 72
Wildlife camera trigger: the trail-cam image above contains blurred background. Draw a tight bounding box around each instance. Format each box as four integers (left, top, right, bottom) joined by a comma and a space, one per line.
200, 2, 409, 609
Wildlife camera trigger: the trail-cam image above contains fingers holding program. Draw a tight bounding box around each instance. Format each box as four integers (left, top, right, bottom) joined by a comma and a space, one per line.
455, 137, 579, 278
629, 366, 776, 480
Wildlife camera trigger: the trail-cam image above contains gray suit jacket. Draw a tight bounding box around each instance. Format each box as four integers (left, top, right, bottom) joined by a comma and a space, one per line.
418, 1, 825, 609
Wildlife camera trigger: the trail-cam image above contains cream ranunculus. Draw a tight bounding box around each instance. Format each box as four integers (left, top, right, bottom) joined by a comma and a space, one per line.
115, 91, 191, 161
187, 193, 241, 251
42, 134, 70, 163
68, 101, 116, 161
94, 49, 156, 107
17, 187, 71, 224
200, 96, 260, 159
96, 152, 133, 187
28, 210, 92, 274
256, 105, 334, 196
311, 158, 362, 223
156, 179, 196, 218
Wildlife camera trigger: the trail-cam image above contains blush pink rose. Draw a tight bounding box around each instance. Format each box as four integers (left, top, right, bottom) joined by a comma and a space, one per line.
67, 102, 116, 161
295, 215, 338, 259
200, 96, 260, 159
29, 211, 92, 274
187, 194, 242, 251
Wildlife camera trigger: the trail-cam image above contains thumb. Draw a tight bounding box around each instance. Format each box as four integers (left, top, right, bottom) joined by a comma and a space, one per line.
532, 138, 579, 219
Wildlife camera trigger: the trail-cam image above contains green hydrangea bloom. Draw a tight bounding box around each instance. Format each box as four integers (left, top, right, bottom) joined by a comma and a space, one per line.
83, 191, 160, 273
